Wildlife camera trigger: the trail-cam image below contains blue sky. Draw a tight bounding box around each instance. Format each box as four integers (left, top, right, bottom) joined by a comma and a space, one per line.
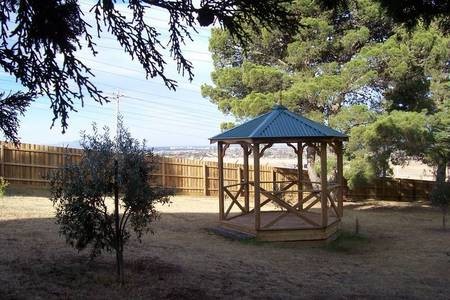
0, 1, 231, 147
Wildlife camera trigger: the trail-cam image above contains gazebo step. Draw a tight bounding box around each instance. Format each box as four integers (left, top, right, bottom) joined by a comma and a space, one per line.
210, 225, 256, 241
219, 212, 341, 242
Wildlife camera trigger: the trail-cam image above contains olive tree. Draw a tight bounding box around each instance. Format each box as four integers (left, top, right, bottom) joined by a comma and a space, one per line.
49, 121, 172, 283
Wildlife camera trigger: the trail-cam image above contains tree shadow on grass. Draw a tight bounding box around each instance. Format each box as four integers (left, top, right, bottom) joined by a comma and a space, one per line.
324, 231, 370, 254
345, 201, 437, 214
2, 210, 448, 299
0, 217, 213, 300
5, 185, 51, 198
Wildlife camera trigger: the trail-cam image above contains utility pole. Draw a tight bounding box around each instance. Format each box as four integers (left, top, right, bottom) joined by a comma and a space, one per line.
113, 91, 124, 140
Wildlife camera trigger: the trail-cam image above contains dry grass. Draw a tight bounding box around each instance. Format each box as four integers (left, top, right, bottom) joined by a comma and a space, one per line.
0, 194, 449, 299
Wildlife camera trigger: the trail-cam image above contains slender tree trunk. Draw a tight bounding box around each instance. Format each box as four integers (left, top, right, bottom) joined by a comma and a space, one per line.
306, 146, 320, 190
114, 159, 124, 285
436, 162, 446, 184
443, 208, 448, 231
443, 213, 446, 231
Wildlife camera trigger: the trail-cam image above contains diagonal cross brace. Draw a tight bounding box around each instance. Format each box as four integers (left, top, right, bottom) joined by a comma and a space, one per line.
260, 188, 321, 227
224, 185, 245, 218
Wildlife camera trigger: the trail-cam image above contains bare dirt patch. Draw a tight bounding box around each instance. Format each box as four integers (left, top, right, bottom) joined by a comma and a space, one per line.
0, 195, 449, 299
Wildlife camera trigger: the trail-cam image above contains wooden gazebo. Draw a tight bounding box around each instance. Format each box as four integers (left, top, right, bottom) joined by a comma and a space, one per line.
210, 105, 348, 241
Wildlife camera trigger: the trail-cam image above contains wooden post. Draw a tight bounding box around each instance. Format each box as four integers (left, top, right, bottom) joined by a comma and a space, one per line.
161, 158, 166, 187
0, 143, 4, 177
218, 142, 225, 220
237, 166, 243, 201
203, 164, 208, 196
62, 148, 66, 167
297, 142, 303, 210
243, 144, 250, 213
336, 141, 344, 217
320, 142, 328, 227
253, 143, 261, 230
272, 170, 277, 192
237, 166, 242, 185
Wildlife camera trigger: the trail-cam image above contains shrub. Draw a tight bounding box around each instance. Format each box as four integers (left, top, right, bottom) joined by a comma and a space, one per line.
344, 156, 376, 190
0, 177, 9, 197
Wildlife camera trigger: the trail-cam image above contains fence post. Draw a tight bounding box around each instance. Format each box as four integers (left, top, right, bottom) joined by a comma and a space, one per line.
161, 158, 166, 187
203, 164, 208, 196
272, 169, 277, 192
0, 143, 4, 177
237, 166, 242, 186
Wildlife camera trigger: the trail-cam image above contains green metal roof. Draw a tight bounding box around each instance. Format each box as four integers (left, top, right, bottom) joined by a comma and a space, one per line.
210, 105, 347, 142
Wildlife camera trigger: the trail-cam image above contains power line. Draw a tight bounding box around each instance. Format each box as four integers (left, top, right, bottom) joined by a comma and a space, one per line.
110, 93, 219, 119
79, 56, 210, 89
0, 69, 224, 122
79, 43, 213, 63
31, 105, 210, 139
0, 76, 222, 122
94, 107, 216, 132
121, 105, 218, 124
53, 94, 220, 124
74, 97, 220, 128
0, 54, 211, 93
115, 102, 220, 126
120, 95, 219, 121
91, 68, 202, 92
89, 37, 212, 56
0, 78, 19, 83
0, 80, 225, 128
78, 1, 211, 39
95, 81, 213, 109
28, 88, 220, 122
1, 67, 208, 98
34, 99, 219, 132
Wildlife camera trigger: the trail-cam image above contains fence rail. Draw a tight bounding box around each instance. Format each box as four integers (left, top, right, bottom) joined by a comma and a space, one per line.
0, 142, 435, 201
347, 178, 434, 201
0, 142, 82, 186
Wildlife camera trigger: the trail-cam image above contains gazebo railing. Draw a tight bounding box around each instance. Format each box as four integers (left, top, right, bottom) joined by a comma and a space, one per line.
223, 182, 246, 220
222, 180, 343, 228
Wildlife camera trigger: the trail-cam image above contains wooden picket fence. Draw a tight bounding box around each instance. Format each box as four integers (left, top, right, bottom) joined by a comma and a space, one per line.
346, 178, 435, 201
0, 142, 296, 196
0, 142, 435, 201
0, 142, 83, 186
150, 157, 293, 196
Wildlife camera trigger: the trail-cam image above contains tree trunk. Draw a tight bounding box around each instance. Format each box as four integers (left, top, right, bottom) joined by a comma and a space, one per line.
306, 146, 320, 190
443, 214, 446, 231
114, 159, 124, 285
436, 162, 447, 184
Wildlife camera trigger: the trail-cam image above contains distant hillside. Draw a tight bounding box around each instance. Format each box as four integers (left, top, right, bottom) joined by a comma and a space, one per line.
51, 140, 81, 149
51, 142, 214, 151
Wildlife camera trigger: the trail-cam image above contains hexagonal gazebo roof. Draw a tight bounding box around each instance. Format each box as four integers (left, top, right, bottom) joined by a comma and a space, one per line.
210, 104, 347, 144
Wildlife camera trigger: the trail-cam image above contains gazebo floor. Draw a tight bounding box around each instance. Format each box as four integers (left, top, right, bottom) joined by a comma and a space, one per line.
220, 211, 340, 242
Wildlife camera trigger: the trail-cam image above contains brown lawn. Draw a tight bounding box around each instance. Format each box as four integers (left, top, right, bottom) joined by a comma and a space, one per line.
0, 193, 449, 299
